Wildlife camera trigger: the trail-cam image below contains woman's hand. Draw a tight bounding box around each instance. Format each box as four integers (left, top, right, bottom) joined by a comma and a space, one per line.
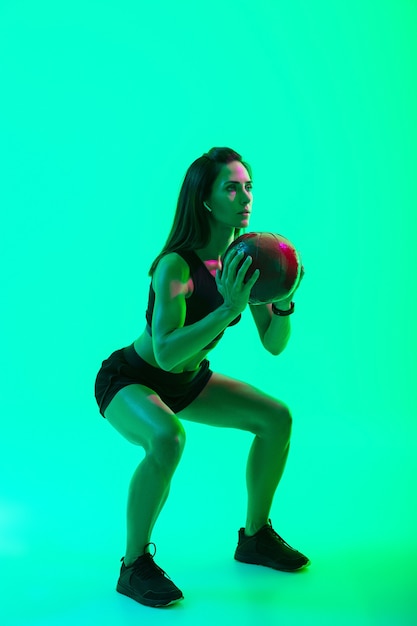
216, 250, 260, 314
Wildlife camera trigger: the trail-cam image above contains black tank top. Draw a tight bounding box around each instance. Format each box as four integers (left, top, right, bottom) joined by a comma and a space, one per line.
145, 250, 241, 350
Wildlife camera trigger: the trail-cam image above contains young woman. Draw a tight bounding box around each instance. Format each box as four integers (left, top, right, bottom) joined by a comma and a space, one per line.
94, 147, 309, 608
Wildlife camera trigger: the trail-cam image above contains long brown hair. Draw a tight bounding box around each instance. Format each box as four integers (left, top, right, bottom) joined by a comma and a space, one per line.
148, 147, 252, 275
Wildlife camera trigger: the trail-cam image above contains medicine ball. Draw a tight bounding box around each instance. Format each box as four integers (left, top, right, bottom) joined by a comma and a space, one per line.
223, 232, 302, 304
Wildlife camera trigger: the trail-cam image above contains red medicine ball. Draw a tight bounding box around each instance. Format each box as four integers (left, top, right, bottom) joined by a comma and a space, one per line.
223, 232, 302, 304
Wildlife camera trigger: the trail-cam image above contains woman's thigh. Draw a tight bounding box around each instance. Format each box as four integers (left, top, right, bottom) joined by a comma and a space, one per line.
178, 373, 291, 435
104, 384, 185, 450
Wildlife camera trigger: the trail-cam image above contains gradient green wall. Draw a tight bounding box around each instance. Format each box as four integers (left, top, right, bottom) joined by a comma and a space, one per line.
1, 1, 416, 624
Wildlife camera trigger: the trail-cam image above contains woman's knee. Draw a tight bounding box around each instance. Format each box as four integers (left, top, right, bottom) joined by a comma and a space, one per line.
104, 386, 186, 461
149, 421, 186, 469
257, 401, 292, 440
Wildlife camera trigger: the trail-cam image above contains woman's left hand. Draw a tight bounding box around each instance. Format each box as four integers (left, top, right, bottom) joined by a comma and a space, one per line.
297, 264, 305, 288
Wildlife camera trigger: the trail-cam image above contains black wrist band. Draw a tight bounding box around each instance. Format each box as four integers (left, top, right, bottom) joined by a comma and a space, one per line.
271, 301, 295, 316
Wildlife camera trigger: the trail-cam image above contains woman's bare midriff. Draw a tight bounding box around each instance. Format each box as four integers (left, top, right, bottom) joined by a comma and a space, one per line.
133, 330, 208, 374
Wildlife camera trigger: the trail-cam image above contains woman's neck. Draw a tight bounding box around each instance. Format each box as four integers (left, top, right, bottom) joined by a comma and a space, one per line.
196, 227, 235, 262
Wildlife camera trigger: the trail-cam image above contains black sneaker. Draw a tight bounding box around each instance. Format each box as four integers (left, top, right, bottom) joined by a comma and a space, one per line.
234, 520, 310, 572
116, 546, 183, 607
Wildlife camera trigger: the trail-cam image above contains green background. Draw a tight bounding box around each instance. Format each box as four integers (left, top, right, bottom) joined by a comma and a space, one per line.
1, 1, 416, 624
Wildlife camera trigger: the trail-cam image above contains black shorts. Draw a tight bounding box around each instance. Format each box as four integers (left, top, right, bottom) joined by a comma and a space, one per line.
94, 343, 213, 416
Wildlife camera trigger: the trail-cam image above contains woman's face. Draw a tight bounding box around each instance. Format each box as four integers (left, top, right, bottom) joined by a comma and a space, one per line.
206, 161, 253, 230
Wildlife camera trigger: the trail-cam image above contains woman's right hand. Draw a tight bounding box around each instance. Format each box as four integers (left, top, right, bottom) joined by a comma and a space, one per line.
215, 250, 260, 314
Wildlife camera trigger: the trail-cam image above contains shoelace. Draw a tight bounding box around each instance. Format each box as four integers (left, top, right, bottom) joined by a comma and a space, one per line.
124, 543, 171, 580
264, 520, 294, 549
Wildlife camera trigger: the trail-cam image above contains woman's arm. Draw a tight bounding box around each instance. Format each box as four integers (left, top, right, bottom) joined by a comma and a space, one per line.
152, 251, 259, 371
250, 264, 304, 355
250, 300, 292, 356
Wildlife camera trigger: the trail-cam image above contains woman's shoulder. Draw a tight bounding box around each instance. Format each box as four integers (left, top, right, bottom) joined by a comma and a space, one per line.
153, 251, 192, 283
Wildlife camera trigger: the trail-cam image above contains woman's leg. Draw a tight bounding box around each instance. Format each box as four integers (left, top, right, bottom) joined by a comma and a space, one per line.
179, 373, 292, 536
104, 384, 186, 565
